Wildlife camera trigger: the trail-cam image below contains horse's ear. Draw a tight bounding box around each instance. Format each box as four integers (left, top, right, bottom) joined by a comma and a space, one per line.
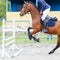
24, 1, 28, 5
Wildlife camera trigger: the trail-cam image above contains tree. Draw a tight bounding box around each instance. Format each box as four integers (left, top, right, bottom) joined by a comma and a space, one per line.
0, 0, 6, 18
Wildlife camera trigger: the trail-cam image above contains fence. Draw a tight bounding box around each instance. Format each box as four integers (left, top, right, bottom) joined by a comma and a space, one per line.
0, 19, 57, 45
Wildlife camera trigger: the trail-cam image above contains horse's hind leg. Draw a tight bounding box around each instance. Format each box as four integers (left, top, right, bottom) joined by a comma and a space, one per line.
49, 34, 60, 54
49, 44, 59, 54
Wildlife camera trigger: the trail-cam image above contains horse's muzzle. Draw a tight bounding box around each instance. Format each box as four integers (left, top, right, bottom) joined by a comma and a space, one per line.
20, 13, 23, 16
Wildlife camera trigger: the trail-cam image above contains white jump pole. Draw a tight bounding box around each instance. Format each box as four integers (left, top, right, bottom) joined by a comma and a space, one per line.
1, 19, 10, 57
1, 18, 23, 58
9, 17, 20, 51
11, 17, 23, 57
6, 17, 23, 57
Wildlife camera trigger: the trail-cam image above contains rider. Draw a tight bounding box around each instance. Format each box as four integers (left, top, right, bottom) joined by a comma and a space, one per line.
38, 0, 51, 32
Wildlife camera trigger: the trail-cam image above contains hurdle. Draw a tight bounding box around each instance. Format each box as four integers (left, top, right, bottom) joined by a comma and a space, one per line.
1, 18, 23, 57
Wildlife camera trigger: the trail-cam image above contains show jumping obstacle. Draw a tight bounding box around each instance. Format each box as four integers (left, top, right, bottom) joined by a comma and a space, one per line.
1, 18, 23, 57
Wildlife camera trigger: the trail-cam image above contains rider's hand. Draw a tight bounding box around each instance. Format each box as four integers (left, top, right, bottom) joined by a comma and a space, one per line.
40, 12, 43, 15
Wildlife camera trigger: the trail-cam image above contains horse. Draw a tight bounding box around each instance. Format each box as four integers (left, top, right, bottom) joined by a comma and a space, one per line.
20, 1, 60, 54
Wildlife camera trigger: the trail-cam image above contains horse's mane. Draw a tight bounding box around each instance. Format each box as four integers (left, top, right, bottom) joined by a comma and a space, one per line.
27, 1, 40, 12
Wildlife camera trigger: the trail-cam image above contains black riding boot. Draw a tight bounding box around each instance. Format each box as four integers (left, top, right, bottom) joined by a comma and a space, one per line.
42, 20, 48, 32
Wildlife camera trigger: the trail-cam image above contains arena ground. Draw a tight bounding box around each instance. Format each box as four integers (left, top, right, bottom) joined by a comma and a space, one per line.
0, 43, 60, 60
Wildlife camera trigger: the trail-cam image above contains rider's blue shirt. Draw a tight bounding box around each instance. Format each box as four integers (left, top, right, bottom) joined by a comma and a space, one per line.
38, 0, 51, 12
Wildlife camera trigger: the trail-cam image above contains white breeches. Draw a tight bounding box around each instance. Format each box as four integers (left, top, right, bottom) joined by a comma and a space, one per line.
41, 8, 50, 21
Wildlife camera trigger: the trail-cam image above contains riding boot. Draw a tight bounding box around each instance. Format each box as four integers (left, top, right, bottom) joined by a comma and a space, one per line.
42, 21, 48, 32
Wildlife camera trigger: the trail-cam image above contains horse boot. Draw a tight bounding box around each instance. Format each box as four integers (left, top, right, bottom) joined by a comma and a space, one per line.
42, 20, 48, 33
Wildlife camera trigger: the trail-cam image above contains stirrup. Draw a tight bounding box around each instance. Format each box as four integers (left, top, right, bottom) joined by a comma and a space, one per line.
42, 29, 48, 32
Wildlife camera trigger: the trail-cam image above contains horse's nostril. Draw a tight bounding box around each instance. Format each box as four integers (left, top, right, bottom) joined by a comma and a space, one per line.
20, 13, 22, 16
20, 13, 21, 15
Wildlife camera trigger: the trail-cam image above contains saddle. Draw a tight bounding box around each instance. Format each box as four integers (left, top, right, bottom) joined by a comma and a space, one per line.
40, 15, 57, 27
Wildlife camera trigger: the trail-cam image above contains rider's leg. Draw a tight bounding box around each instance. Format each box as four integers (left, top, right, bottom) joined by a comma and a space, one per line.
41, 8, 50, 21
43, 20, 47, 29
41, 8, 50, 32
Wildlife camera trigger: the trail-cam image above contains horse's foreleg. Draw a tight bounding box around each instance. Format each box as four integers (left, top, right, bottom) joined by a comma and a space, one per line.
27, 26, 41, 42
32, 35, 40, 42
31, 25, 41, 35
30, 25, 41, 42
27, 27, 33, 40
49, 34, 60, 54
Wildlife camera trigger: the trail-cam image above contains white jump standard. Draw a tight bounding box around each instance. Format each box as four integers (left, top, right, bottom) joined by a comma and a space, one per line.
1, 18, 23, 58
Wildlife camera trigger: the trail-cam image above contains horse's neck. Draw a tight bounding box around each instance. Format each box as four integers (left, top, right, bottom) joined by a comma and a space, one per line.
30, 5, 40, 19
29, 5, 42, 29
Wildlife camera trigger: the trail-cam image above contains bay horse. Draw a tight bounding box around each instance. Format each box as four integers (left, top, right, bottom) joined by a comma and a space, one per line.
20, 1, 60, 54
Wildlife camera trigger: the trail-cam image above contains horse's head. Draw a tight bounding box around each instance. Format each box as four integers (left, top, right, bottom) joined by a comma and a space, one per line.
20, 1, 30, 16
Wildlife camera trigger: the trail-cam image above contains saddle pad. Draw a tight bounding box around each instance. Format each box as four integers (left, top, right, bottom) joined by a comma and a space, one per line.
47, 19, 56, 27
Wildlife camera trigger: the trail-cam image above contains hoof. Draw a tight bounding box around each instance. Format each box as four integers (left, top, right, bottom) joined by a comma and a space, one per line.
32, 36, 40, 42
28, 33, 32, 40
36, 38, 40, 42
49, 51, 54, 54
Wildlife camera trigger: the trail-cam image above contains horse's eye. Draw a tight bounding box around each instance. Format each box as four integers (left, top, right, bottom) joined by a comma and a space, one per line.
24, 6, 25, 8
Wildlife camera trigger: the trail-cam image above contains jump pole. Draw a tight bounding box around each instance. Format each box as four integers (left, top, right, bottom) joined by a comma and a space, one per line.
1, 19, 11, 57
